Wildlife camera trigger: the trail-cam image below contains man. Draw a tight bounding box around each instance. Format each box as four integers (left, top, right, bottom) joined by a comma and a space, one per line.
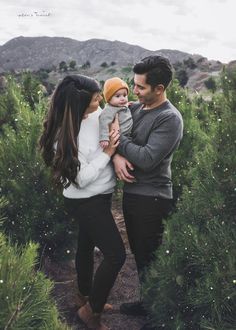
113, 55, 183, 330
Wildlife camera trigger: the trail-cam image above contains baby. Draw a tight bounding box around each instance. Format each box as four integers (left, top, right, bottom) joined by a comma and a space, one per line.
99, 77, 133, 148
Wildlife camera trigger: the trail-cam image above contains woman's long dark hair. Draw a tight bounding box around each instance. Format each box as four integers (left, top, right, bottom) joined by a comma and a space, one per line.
39, 75, 100, 187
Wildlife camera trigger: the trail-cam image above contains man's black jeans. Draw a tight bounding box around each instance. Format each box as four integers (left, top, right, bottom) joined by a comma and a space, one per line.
122, 192, 173, 281
64, 194, 126, 313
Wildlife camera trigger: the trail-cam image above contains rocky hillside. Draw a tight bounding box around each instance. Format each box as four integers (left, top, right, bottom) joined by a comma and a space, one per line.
0, 36, 227, 91
0, 36, 200, 71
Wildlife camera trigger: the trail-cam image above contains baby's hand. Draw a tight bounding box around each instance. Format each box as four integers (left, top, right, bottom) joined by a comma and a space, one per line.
128, 101, 134, 107
100, 140, 109, 149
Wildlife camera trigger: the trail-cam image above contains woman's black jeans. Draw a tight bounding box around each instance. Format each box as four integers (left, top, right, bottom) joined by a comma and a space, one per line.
64, 194, 126, 313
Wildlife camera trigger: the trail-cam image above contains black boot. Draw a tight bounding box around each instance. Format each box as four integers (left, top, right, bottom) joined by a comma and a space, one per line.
120, 301, 147, 316
140, 323, 157, 330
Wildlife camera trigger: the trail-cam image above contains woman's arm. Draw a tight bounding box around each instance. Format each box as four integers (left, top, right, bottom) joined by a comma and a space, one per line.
77, 130, 120, 188
77, 152, 111, 188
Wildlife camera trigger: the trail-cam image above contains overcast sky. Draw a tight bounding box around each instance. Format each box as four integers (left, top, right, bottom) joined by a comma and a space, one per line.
0, 0, 235, 63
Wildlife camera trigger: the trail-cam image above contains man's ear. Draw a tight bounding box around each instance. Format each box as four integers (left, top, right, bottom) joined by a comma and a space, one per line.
155, 84, 165, 95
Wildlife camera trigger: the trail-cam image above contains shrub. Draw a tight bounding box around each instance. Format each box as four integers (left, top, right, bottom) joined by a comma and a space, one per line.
0, 232, 70, 330
142, 74, 236, 330
0, 77, 77, 259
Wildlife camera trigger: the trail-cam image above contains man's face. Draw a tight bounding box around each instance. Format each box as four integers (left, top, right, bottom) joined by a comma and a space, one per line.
133, 73, 159, 106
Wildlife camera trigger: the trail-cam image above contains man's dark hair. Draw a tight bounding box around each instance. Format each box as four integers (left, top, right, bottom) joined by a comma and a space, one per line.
133, 55, 173, 90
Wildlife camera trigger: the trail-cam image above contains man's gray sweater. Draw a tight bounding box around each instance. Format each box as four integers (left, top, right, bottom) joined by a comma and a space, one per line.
118, 100, 183, 199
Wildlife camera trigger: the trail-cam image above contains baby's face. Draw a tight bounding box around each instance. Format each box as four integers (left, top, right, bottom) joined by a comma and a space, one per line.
109, 88, 128, 107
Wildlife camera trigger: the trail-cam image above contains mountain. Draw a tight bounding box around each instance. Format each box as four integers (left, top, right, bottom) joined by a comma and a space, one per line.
0, 36, 204, 71
0, 36, 225, 91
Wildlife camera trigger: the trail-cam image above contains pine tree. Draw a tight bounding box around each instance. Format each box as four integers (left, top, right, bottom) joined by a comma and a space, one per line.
0, 77, 77, 259
20, 71, 43, 110
69, 60, 76, 70
0, 76, 21, 131
0, 232, 71, 330
168, 80, 211, 202
142, 74, 236, 329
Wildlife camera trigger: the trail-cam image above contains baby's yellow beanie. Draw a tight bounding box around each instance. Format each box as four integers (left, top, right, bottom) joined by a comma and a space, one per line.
103, 77, 129, 102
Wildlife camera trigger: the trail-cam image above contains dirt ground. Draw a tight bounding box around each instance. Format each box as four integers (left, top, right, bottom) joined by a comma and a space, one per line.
43, 197, 147, 330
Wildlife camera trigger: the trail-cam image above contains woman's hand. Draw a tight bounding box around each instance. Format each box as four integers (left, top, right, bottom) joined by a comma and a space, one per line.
103, 129, 120, 157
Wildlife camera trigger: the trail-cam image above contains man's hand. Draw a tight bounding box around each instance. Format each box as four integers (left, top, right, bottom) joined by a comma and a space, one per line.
112, 154, 135, 183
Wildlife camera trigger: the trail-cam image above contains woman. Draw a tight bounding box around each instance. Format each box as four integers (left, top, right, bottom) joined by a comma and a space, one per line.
39, 74, 126, 330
